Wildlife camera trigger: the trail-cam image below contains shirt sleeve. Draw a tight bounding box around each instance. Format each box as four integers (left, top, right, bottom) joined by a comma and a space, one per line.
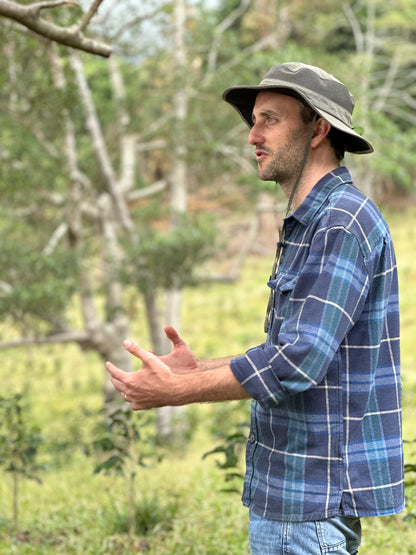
230, 226, 370, 408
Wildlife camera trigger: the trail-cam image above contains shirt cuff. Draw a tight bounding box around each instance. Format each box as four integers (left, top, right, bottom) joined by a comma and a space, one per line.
230, 348, 287, 408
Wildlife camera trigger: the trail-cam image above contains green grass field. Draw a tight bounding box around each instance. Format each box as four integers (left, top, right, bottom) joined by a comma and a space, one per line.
1, 207, 416, 554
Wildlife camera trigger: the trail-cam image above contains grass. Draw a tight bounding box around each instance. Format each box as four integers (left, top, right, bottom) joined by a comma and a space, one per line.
1, 206, 416, 553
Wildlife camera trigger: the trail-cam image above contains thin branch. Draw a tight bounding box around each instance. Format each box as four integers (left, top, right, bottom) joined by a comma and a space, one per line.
206, 0, 251, 75
30, 0, 77, 12
202, 214, 259, 283
69, 50, 133, 231
42, 222, 68, 255
127, 180, 167, 202
211, 33, 279, 85
0, 0, 111, 57
343, 3, 364, 54
136, 139, 167, 152
75, 0, 104, 32
219, 144, 254, 174
389, 90, 416, 110
0, 330, 90, 350
110, 3, 170, 41
383, 105, 416, 126
373, 54, 400, 112
0, 281, 13, 294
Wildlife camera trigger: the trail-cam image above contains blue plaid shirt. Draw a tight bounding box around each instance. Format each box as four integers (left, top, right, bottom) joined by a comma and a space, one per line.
231, 167, 404, 522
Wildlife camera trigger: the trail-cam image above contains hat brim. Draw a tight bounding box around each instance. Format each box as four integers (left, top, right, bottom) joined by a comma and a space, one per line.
223, 85, 373, 155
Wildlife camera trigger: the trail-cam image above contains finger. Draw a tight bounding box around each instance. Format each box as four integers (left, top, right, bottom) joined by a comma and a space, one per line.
123, 340, 160, 366
129, 400, 151, 411
105, 362, 129, 390
164, 325, 184, 346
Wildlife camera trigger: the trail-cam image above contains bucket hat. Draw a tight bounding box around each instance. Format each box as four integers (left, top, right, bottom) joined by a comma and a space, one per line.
222, 62, 373, 154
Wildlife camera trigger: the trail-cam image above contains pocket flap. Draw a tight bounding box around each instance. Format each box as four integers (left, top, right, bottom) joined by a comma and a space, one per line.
267, 272, 299, 293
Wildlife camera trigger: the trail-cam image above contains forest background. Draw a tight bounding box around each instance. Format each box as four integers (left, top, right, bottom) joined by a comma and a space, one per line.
1, 0, 416, 553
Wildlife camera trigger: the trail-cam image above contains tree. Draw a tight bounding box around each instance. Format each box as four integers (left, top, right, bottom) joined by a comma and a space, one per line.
0, 0, 111, 56
341, 0, 416, 197
0, 2, 224, 418
0, 394, 43, 533
2, 0, 415, 420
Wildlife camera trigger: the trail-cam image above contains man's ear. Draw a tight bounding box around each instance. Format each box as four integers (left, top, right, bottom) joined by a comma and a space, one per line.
311, 118, 331, 148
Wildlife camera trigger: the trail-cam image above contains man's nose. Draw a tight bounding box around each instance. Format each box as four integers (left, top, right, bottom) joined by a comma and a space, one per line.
248, 123, 263, 145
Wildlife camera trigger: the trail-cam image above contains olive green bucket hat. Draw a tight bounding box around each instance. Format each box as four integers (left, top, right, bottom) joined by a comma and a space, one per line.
223, 62, 373, 154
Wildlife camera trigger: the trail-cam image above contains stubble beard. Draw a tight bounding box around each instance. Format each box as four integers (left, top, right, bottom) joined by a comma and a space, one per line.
258, 127, 310, 189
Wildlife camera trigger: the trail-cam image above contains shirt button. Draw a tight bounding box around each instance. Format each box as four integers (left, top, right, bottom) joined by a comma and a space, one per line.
249, 433, 256, 443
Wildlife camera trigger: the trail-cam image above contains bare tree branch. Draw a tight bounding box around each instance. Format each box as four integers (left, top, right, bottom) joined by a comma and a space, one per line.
110, 3, 170, 42
0, 0, 111, 57
202, 213, 259, 284
373, 53, 400, 112
206, 0, 251, 74
0, 330, 90, 349
343, 3, 364, 54
127, 180, 167, 202
69, 50, 134, 231
217, 144, 254, 174
75, 0, 103, 32
383, 105, 416, 126
42, 221, 68, 255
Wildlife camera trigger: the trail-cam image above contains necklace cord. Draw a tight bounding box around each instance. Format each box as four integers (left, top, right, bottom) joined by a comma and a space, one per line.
263, 115, 317, 333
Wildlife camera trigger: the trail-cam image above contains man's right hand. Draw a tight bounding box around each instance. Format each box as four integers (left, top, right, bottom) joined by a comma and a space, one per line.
158, 325, 200, 374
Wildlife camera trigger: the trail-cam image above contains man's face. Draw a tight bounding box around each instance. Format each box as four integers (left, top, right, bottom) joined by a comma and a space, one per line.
248, 91, 311, 185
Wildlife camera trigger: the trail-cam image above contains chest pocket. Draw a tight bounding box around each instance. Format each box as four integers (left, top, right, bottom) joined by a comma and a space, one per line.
267, 272, 300, 330
268, 272, 300, 294
267, 272, 299, 344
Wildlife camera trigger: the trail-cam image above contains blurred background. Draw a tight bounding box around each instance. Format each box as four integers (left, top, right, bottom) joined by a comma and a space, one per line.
1, 0, 415, 553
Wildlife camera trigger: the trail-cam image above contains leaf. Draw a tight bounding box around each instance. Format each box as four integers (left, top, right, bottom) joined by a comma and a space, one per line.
93, 455, 124, 475
224, 472, 244, 482
201, 446, 226, 460
405, 464, 416, 473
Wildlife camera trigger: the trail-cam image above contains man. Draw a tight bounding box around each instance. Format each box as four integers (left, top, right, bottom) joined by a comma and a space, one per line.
106, 63, 404, 554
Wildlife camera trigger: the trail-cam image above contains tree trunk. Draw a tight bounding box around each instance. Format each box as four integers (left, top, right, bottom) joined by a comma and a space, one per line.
156, 0, 189, 438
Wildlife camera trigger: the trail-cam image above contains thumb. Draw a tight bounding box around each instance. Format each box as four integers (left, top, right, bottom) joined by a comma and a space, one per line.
164, 325, 184, 346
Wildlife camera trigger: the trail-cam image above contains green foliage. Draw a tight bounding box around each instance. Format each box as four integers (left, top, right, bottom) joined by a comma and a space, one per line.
202, 427, 247, 494
0, 203, 416, 551
404, 438, 416, 522
203, 401, 250, 494
121, 215, 218, 293
86, 404, 163, 541
111, 494, 179, 537
88, 405, 161, 475
0, 394, 43, 480
0, 242, 77, 334
1, 0, 416, 549
366, 111, 416, 191
0, 394, 43, 531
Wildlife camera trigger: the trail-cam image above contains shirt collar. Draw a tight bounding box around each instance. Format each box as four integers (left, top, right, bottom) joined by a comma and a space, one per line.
284, 166, 353, 228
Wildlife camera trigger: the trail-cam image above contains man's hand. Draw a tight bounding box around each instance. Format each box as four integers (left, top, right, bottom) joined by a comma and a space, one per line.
106, 341, 180, 410
159, 325, 199, 374
105, 327, 251, 410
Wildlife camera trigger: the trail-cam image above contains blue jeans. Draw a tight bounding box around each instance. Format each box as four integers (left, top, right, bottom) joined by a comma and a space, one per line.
249, 510, 361, 554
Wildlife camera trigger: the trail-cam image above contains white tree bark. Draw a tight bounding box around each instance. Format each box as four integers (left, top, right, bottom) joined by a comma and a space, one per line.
157, 0, 189, 437
48, 45, 133, 404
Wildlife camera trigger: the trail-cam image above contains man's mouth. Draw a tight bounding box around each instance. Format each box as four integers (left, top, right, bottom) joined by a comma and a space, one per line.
255, 149, 269, 162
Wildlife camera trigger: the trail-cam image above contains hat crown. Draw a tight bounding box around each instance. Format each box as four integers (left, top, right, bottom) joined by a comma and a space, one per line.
261, 63, 355, 121
222, 61, 373, 154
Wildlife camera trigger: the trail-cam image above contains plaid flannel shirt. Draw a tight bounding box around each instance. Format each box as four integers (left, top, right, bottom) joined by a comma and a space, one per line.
230, 167, 404, 522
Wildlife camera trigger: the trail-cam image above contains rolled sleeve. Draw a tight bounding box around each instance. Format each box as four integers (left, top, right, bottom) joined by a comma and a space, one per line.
231, 227, 370, 409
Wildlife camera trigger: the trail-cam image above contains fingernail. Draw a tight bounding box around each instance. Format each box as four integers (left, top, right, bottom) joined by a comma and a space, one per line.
123, 339, 132, 348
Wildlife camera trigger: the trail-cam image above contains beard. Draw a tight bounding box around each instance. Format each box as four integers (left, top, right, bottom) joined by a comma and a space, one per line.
257, 126, 311, 186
